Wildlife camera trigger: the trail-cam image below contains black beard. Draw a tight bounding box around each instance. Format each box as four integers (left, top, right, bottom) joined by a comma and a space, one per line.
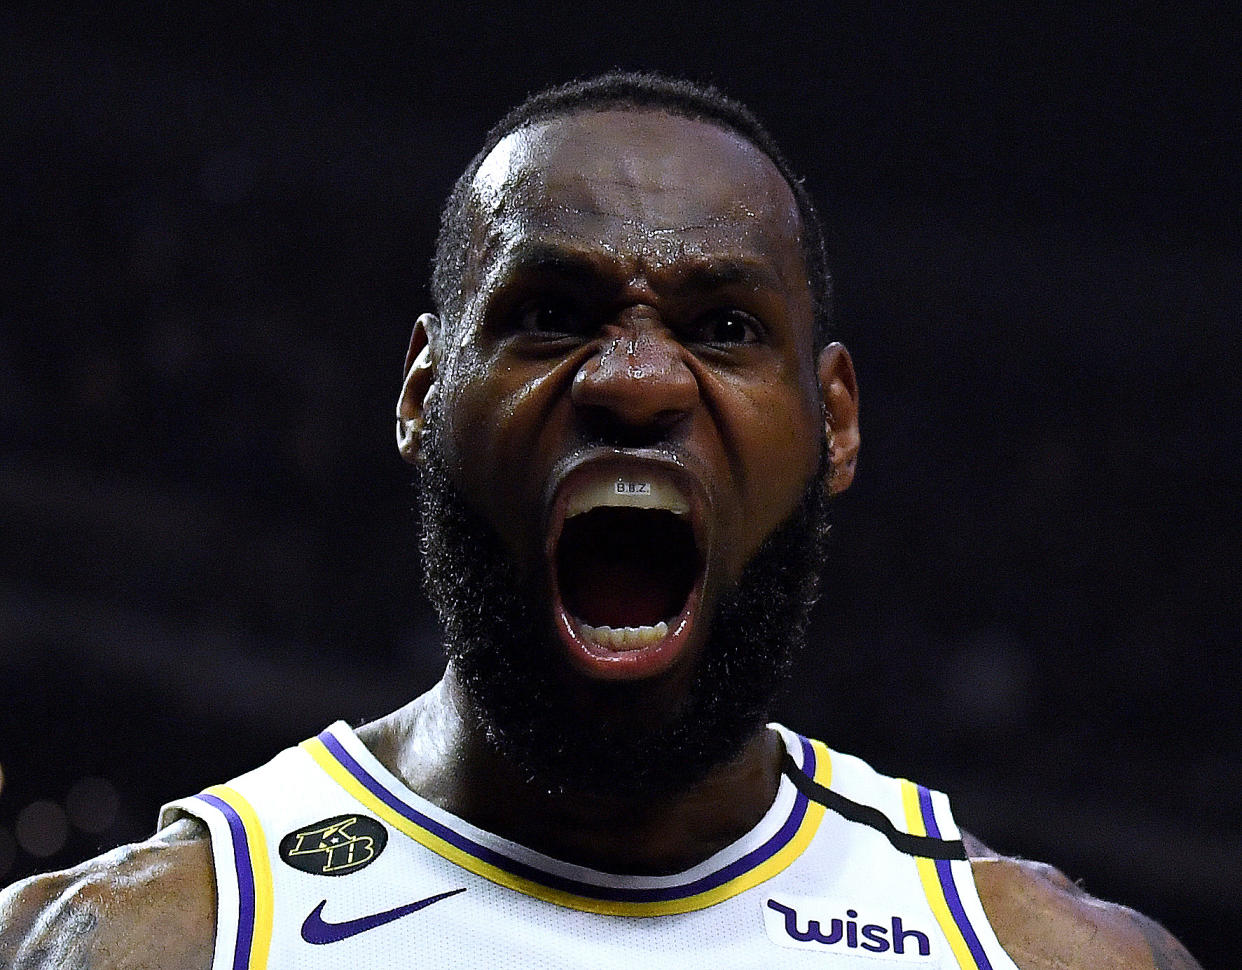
416, 415, 831, 799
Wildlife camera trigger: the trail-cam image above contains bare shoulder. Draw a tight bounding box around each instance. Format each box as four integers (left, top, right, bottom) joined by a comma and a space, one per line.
963, 834, 1202, 970
0, 817, 215, 970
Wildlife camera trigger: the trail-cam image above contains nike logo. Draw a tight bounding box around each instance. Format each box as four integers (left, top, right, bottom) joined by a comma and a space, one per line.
301, 887, 467, 944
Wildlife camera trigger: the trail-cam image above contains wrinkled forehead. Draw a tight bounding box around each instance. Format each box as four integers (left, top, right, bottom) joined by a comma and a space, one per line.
468, 109, 805, 269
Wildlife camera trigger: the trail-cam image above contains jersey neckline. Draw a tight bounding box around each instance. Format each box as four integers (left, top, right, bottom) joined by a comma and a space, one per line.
299, 720, 832, 916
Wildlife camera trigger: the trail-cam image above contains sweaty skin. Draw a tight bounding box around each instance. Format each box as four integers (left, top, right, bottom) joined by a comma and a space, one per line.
0, 110, 1202, 969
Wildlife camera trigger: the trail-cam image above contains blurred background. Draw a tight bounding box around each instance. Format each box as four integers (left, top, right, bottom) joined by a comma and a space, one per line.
2, 1, 1238, 961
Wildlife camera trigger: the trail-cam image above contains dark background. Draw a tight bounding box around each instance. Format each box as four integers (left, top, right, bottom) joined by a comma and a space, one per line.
2, 2, 1238, 963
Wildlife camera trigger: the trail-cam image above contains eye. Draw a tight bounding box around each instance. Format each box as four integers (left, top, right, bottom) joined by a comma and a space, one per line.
690, 308, 762, 345
511, 297, 583, 336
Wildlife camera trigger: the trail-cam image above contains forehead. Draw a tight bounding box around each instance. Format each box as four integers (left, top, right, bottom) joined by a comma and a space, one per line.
467, 109, 806, 282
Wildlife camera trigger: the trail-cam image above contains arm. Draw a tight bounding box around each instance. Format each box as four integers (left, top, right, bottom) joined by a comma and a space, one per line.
0, 818, 216, 970
964, 835, 1202, 970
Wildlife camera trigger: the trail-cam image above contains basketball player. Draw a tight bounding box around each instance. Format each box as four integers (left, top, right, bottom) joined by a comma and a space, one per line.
0, 74, 1201, 969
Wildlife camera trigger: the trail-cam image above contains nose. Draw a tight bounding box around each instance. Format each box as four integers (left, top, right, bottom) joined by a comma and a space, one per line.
571, 309, 699, 439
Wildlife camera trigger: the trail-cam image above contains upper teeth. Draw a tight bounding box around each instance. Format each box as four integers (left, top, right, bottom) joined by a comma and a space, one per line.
565, 476, 690, 518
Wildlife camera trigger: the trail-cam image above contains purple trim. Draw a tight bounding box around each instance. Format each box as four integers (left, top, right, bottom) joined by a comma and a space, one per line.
917, 785, 993, 970
317, 728, 816, 905
197, 793, 257, 970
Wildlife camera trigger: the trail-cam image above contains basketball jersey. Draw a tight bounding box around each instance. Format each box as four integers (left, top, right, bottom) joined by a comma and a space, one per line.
160, 722, 1020, 969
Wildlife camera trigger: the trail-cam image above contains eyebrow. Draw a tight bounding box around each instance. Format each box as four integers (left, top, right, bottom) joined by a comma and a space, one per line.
490, 241, 601, 284
671, 257, 785, 294
486, 239, 786, 295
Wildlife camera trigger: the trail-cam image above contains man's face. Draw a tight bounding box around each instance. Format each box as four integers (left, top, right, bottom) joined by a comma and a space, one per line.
410, 110, 839, 792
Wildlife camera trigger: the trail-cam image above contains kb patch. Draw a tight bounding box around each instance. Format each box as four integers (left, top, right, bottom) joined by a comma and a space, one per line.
279, 814, 388, 876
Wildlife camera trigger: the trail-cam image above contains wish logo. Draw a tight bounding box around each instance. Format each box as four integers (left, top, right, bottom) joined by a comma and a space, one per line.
764, 896, 935, 960
279, 814, 389, 876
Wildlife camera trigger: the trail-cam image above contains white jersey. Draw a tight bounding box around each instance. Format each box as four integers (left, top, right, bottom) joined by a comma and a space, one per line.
160, 722, 1019, 970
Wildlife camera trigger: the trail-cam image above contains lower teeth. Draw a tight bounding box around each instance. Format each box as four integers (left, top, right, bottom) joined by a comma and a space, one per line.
579, 620, 669, 649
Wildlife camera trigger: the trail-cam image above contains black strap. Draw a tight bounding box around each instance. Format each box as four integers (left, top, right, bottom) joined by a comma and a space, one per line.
781, 751, 968, 861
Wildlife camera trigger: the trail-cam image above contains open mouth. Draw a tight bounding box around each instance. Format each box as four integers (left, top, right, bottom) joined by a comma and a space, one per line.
549, 468, 706, 673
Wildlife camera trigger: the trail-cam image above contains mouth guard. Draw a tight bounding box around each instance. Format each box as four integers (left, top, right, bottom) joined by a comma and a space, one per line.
564, 476, 690, 518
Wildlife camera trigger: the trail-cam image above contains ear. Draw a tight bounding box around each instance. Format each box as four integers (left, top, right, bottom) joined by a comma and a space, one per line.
396, 313, 441, 465
817, 342, 860, 495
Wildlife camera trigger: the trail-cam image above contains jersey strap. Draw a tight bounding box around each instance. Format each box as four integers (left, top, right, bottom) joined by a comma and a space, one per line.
902, 781, 1012, 970
181, 784, 275, 970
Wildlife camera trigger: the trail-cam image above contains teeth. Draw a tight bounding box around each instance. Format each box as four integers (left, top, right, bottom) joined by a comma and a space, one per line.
579, 620, 669, 650
565, 476, 689, 518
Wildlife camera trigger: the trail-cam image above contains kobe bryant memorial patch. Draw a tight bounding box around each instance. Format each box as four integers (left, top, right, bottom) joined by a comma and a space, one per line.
279, 814, 389, 876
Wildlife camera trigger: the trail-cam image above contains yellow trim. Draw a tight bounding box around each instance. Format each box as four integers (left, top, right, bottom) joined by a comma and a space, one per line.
808, 737, 832, 791
901, 780, 979, 970
301, 733, 831, 917
203, 784, 274, 970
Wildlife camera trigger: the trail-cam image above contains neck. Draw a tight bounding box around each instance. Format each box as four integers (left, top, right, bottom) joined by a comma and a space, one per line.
359, 677, 783, 875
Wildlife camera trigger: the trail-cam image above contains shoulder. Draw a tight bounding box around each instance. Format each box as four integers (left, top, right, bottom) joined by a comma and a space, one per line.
963, 834, 1202, 970
0, 817, 215, 970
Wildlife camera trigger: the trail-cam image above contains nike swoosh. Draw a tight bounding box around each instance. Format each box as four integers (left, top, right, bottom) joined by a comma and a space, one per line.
301, 887, 467, 944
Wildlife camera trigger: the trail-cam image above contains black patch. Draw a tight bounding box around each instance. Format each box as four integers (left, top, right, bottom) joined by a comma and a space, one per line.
781, 753, 968, 861
279, 814, 389, 876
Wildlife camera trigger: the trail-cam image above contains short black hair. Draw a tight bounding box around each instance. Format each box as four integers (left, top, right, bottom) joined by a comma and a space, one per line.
430, 71, 833, 350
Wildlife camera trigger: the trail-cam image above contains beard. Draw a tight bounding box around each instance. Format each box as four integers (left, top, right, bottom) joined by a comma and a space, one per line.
416, 411, 831, 799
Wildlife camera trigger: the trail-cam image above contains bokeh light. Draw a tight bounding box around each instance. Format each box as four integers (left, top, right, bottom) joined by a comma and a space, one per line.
66, 777, 120, 835
14, 800, 69, 859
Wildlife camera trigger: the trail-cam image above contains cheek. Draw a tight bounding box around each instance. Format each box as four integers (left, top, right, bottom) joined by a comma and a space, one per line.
441, 356, 573, 525
731, 379, 823, 516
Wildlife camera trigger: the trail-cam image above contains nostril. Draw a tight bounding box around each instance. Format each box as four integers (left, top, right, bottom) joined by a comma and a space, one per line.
578, 407, 684, 449
572, 371, 699, 433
